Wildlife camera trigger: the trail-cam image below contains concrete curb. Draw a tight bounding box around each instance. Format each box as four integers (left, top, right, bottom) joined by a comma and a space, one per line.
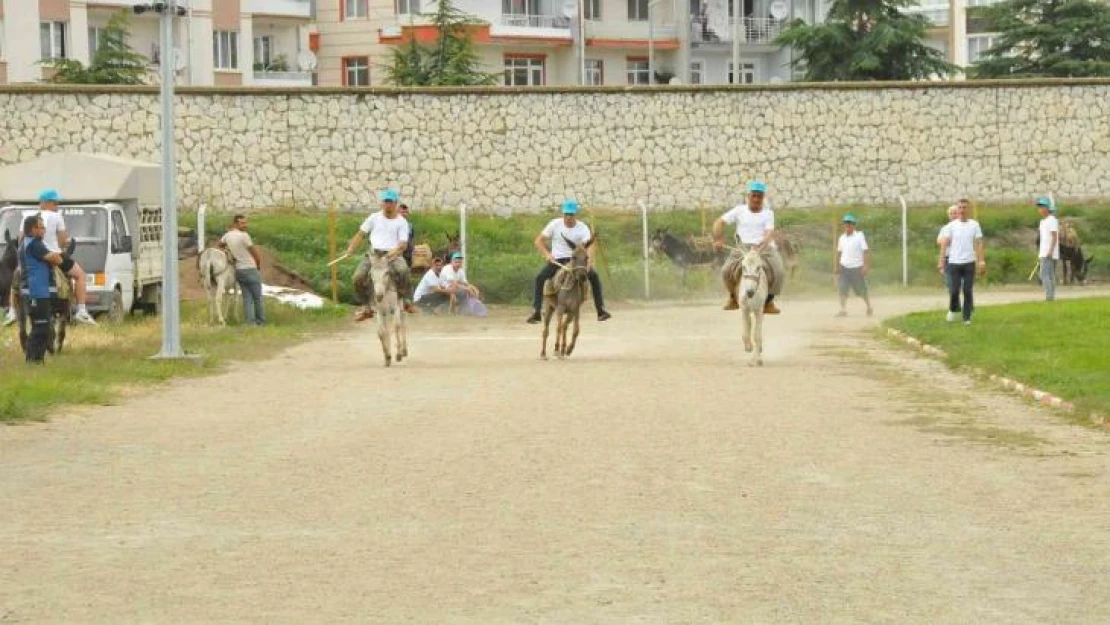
884, 327, 1106, 426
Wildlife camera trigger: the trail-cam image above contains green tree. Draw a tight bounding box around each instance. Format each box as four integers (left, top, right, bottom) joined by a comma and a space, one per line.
776, 0, 955, 81
972, 0, 1110, 78
385, 0, 499, 86
45, 10, 149, 85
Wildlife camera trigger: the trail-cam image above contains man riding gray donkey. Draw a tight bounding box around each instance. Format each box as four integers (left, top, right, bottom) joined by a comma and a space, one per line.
346, 189, 416, 321
713, 180, 786, 315
526, 199, 612, 324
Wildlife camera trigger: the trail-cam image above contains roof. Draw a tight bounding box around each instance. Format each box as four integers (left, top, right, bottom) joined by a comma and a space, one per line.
0, 152, 161, 205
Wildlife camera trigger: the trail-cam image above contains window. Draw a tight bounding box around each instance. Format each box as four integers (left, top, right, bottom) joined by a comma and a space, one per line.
504, 56, 544, 86
398, 0, 421, 14
967, 34, 997, 63
88, 26, 105, 60
728, 61, 754, 84
343, 57, 370, 85
213, 31, 239, 69
110, 211, 128, 254
502, 0, 541, 16
690, 61, 703, 85
627, 58, 650, 84
628, 0, 649, 21
253, 36, 273, 68
585, 59, 603, 85
584, 0, 600, 19
40, 22, 68, 60
345, 0, 369, 19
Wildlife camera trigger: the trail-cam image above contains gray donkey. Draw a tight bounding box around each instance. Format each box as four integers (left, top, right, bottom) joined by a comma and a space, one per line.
540, 235, 590, 360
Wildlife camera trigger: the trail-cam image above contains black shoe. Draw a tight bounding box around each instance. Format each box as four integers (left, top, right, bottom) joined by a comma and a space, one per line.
597, 310, 611, 322
526, 312, 542, 324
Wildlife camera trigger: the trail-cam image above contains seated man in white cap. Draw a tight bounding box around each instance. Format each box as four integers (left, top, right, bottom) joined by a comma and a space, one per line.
713, 180, 785, 314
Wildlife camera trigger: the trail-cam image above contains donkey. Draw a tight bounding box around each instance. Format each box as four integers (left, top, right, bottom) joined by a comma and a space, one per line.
650, 228, 726, 285
724, 247, 769, 366
0, 230, 17, 320
1061, 244, 1093, 285
198, 247, 238, 325
540, 235, 589, 360
370, 251, 408, 367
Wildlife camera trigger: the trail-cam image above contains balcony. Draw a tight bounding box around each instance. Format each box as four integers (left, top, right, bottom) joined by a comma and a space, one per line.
689, 16, 784, 46
586, 20, 678, 40
490, 13, 571, 39
243, 0, 313, 19
252, 70, 314, 86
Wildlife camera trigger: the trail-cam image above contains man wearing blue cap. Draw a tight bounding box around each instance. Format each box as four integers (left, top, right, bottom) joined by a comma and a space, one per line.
345, 189, 415, 320
526, 199, 611, 324
1036, 197, 1059, 301
713, 180, 785, 314
835, 214, 873, 317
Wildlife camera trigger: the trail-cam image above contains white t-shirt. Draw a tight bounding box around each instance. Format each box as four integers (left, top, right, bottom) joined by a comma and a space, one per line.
942, 219, 983, 264
837, 231, 869, 269
439, 264, 468, 288
1038, 215, 1060, 260
542, 218, 592, 259
358, 212, 410, 252
41, 210, 65, 253
413, 269, 443, 301
720, 204, 775, 247
937, 220, 954, 245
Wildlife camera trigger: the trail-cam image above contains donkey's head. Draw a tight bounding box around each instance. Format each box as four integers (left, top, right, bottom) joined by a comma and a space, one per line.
369, 252, 395, 304
739, 249, 766, 300
563, 234, 589, 281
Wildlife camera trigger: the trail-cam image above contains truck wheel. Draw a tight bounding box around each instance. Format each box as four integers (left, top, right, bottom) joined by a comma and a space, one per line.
108, 289, 125, 323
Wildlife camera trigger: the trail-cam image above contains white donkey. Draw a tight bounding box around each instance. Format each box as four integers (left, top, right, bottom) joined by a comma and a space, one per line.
369, 252, 408, 367
732, 247, 769, 366
198, 247, 238, 325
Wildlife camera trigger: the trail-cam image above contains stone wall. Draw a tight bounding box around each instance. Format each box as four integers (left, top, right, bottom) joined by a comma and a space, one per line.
1, 81, 1109, 213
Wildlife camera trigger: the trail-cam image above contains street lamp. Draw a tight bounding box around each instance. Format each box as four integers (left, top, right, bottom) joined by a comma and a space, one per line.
135, 1, 188, 360
647, 0, 663, 84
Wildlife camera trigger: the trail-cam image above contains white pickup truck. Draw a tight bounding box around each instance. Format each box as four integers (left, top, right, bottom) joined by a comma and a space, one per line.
0, 153, 164, 320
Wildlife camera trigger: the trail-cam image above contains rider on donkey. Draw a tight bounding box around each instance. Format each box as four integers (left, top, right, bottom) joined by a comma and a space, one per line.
346, 189, 416, 321
712, 180, 785, 314
526, 199, 612, 324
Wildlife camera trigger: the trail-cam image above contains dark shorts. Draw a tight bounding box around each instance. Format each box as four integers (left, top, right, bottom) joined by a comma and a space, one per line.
59, 258, 75, 274
838, 266, 868, 296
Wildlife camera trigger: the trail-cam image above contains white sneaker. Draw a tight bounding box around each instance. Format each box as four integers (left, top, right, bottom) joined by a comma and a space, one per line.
74, 310, 98, 325
946, 311, 957, 323
963, 319, 972, 326
2, 309, 15, 327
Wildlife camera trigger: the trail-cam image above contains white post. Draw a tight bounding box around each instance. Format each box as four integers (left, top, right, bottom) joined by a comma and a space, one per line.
579, 0, 587, 84
639, 199, 651, 299
648, 9, 654, 83
156, 0, 184, 359
731, 5, 741, 84
459, 201, 468, 277
899, 194, 908, 287
197, 203, 207, 252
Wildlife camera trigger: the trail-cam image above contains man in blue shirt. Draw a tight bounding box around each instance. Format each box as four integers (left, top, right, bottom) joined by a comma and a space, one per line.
20, 214, 63, 363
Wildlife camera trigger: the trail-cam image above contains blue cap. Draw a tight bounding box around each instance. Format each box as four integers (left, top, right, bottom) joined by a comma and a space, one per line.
747, 181, 767, 194
450, 252, 463, 260
561, 199, 579, 215
39, 189, 60, 202
380, 189, 399, 203
1036, 197, 1055, 212
842, 214, 857, 224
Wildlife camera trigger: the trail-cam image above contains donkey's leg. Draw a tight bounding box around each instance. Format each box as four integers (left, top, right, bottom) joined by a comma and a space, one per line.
753, 309, 764, 367
540, 303, 553, 360
378, 311, 392, 367
565, 310, 581, 356
555, 308, 567, 359
395, 306, 407, 361
742, 306, 754, 352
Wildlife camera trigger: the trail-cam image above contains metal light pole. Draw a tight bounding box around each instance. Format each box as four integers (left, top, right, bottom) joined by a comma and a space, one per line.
136, 0, 188, 359
731, 0, 741, 84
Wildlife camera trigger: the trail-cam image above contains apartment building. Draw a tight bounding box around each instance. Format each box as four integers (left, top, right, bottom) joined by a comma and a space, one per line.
0, 0, 317, 86
904, 0, 1004, 70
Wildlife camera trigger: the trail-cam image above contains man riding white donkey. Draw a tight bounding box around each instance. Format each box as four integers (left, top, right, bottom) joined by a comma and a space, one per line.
345, 189, 417, 322
713, 181, 787, 315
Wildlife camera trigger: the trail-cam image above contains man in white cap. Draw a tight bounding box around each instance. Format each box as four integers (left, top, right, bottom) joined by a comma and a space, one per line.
835, 213, 873, 317
4, 189, 96, 326
526, 199, 611, 324
1036, 196, 1059, 301
713, 180, 785, 314
345, 188, 415, 321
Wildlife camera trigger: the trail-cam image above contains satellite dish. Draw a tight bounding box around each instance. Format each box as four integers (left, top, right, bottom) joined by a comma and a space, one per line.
562, 0, 577, 18
769, 0, 788, 19
297, 50, 318, 72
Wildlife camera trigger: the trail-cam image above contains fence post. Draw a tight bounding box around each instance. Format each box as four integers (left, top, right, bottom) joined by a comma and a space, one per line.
459, 201, 468, 278
899, 194, 908, 287
639, 199, 650, 300
328, 202, 338, 304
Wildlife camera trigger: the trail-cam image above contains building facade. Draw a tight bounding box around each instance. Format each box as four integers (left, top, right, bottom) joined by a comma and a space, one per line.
0, 0, 317, 86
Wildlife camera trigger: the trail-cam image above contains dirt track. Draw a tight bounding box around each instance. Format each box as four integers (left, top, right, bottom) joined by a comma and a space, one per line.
2, 291, 1109, 623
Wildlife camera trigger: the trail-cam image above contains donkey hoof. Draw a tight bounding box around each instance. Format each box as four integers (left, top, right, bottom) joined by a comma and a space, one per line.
743, 342, 753, 353
384, 357, 392, 367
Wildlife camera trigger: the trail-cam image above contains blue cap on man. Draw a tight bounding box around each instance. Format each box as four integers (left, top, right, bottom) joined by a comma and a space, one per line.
39, 189, 60, 203
747, 181, 767, 194
380, 189, 399, 203
451, 252, 463, 260
561, 199, 579, 215
1036, 196, 1055, 212
842, 213, 857, 224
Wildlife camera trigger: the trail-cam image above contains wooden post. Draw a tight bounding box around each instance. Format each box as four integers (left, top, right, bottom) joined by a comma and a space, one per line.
328, 202, 338, 304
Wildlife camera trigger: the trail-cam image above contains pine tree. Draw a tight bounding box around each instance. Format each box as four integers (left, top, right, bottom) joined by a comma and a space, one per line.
972, 0, 1110, 78
776, 0, 956, 81
46, 10, 149, 85
385, 0, 499, 86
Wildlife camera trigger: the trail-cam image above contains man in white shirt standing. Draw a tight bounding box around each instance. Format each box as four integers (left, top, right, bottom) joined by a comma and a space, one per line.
835, 214, 873, 317
219, 214, 265, 326
1036, 196, 1060, 301
526, 199, 611, 324
712, 180, 785, 314
345, 189, 415, 321
937, 202, 986, 325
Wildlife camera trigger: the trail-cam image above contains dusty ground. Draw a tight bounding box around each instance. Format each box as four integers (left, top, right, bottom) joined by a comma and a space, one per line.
2, 290, 1109, 623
